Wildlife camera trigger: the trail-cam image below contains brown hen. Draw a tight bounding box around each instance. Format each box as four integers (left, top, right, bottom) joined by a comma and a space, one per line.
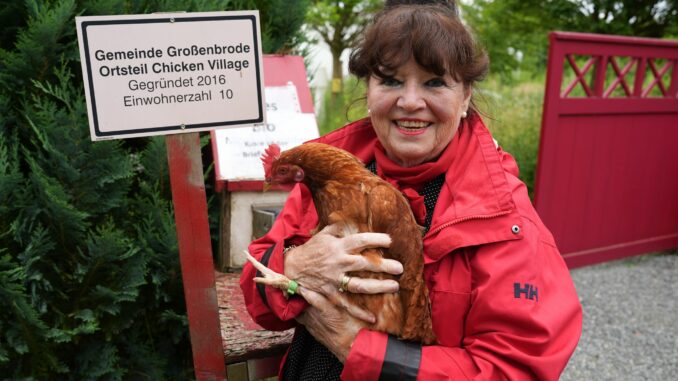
251, 142, 436, 344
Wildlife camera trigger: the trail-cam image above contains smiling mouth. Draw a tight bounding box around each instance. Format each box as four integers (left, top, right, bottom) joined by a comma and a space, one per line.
395, 120, 431, 133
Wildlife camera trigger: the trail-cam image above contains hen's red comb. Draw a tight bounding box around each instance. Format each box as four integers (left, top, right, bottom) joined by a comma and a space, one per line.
261, 144, 281, 178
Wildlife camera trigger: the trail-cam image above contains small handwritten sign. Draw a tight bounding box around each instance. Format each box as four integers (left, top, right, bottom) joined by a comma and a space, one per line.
214, 84, 319, 181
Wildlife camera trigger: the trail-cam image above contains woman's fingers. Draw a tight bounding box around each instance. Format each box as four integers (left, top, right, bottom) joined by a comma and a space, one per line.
283, 224, 401, 299
342, 232, 392, 252
298, 286, 329, 308
340, 232, 403, 274
343, 253, 403, 275
343, 276, 399, 294
301, 286, 376, 324
325, 290, 376, 324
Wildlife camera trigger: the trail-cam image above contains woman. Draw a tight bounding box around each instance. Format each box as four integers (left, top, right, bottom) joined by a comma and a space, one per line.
241, 1, 582, 380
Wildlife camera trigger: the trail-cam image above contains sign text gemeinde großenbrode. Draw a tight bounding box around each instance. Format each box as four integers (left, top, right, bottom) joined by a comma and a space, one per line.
76, 12, 265, 140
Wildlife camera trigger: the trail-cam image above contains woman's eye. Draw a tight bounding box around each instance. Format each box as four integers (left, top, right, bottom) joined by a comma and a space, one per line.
426, 78, 448, 88
381, 76, 401, 87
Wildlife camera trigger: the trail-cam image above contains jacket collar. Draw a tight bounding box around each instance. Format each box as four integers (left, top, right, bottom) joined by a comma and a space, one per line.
315, 115, 523, 263
423, 115, 523, 263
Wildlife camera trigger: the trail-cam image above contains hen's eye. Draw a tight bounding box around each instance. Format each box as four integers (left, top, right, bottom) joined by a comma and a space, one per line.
279, 167, 288, 174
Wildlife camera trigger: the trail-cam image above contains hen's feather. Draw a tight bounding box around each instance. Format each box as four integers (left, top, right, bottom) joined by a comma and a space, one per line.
262, 142, 436, 344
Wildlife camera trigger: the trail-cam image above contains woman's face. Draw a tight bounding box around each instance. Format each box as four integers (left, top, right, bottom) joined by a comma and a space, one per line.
367, 58, 471, 167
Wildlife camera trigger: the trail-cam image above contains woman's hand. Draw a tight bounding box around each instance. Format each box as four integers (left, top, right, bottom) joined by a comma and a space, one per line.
284, 224, 403, 322
296, 287, 363, 363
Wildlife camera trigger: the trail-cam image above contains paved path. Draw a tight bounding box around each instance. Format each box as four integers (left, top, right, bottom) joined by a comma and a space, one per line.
560, 252, 677, 381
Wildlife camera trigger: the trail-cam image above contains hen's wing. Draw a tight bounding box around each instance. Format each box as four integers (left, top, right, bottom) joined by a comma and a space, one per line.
365, 182, 436, 344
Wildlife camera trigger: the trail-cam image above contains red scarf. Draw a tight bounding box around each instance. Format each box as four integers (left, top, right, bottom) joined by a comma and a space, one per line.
374, 122, 463, 224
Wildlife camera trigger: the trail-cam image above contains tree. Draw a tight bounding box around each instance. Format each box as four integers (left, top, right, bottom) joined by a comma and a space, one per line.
460, 0, 678, 79
0, 0, 308, 379
306, 0, 382, 98
570, 0, 678, 37
233, 0, 311, 54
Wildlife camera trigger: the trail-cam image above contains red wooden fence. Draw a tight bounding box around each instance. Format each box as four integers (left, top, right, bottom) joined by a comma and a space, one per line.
534, 32, 678, 268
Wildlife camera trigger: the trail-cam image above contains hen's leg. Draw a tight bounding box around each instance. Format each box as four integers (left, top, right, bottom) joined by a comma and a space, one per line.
245, 251, 292, 291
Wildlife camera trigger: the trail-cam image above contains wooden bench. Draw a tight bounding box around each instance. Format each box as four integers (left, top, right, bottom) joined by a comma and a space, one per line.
216, 271, 293, 380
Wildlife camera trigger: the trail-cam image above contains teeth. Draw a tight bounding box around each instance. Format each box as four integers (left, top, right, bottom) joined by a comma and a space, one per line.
396, 120, 429, 128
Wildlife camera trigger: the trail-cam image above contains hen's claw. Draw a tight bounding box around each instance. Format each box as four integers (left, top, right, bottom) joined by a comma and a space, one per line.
245, 250, 292, 291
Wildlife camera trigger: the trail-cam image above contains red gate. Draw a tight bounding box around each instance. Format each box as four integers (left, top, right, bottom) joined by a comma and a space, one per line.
534, 32, 678, 268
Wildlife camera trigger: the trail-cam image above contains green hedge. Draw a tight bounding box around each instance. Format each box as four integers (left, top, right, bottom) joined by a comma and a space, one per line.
480, 77, 544, 197
0, 1, 308, 379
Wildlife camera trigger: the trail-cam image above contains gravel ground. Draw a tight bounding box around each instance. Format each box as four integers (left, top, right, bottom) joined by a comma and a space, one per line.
560, 252, 677, 381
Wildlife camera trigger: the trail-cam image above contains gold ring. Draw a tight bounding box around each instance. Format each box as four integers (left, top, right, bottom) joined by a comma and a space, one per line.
338, 275, 352, 293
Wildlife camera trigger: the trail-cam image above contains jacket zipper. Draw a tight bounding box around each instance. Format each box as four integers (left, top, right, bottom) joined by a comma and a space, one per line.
428, 210, 512, 236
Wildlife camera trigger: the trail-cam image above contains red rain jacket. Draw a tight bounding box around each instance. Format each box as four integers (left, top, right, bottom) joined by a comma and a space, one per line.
241, 115, 582, 380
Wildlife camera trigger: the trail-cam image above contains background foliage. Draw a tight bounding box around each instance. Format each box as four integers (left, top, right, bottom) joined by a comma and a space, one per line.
0, 0, 307, 379
305, 0, 381, 96
460, 0, 678, 80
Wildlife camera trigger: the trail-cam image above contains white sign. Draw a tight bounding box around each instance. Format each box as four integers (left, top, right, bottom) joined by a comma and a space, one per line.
264, 84, 302, 113
76, 11, 265, 141
214, 84, 319, 181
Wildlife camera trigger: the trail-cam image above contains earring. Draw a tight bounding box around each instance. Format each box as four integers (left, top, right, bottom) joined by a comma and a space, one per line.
461, 111, 468, 118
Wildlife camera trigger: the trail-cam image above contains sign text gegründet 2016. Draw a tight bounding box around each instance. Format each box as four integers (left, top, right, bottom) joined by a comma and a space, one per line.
76, 12, 265, 141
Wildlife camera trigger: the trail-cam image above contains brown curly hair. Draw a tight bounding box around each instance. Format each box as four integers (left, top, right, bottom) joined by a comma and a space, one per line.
348, 3, 489, 112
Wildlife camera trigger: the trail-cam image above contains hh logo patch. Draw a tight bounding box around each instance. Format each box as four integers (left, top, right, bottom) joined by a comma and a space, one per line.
514, 282, 538, 302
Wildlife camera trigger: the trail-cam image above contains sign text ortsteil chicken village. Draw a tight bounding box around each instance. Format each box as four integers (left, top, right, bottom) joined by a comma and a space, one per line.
76, 12, 266, 141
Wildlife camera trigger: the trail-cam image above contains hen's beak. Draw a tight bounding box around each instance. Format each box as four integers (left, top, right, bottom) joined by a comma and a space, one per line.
263, 179, 272, 192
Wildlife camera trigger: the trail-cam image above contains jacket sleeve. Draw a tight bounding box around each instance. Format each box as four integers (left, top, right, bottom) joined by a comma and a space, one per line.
341, 217, 582, 381
239, 184, 319, 331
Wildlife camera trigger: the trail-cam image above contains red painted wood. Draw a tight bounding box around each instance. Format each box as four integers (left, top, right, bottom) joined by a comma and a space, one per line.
632, 57, 647, 97
167, 133, 227, 381
551, 31, 678, 47
555, 97, 678, 114
221, 180, 291, 192
223, 180, 264, 192
563, 55, 594, 97
535, 32, 678, 268
593, 55, 608, 96
261, 55, 315, 114
604, 56, 633, 97
669, 59, 678, 96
